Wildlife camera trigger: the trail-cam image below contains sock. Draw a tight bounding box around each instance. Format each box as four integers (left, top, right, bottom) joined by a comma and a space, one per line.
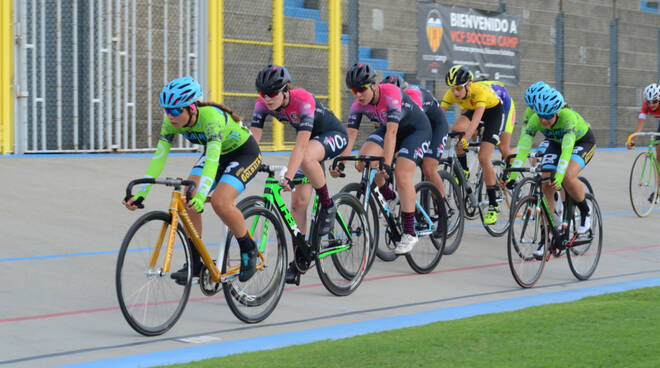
577, 199, 590, 219
237, 233, 256, 253
402, 211, 415, 236
457, 154, 468, 171
487, 186, 498, 207
379, 183, 396, 201
315, 184, 333, 208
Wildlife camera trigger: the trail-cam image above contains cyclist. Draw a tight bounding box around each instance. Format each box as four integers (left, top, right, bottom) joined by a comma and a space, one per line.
506, 87, 596, 236
122, 76, 262, 284
381, 74, 448, 237
251, 64, 348, 285
627, 83, 660, 154
331, 63, 432, 254
476, 79, 516, 161
440, 65, 505, 225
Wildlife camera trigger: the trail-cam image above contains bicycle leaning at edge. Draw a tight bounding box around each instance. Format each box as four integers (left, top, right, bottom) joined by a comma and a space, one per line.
627, 132, 660, 217
237, 164, 371, 297
504, 166, 603, 288
116, 177, 287, 336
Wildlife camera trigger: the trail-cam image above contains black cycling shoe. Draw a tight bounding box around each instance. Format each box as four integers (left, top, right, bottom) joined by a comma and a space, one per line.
317, 203, 337, 236
239, 249, 259, 282
171, 260, 202, 286
285, 261, 301, 285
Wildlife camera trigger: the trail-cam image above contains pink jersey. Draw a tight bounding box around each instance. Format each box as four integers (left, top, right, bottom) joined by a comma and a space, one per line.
405, 88, 423, 108
251, 88, 316, 132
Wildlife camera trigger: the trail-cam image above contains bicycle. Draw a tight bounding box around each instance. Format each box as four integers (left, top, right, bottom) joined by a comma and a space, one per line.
335, 156, 446, 273
505, 166, 603, 288
236, 164, 371, 297
116, 177, 287, 336
440, 131, 513, 238
627, 132, 660, 217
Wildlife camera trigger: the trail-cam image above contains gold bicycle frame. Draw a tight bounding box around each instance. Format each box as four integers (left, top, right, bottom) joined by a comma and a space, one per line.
148, 189, 265, 283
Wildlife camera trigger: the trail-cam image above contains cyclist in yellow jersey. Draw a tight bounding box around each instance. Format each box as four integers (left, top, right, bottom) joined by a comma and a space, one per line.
440, 65, 506, 225
476, 79, 516, 160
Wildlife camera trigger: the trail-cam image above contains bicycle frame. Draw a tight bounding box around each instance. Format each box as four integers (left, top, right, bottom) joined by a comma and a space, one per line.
252, 166, 354, 259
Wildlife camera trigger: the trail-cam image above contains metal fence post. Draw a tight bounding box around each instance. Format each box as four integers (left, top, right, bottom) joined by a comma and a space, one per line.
1, 0, 13, 154
348, 0, 359, 67
555, 11, 564, 94
14, 0, 28, 154
609, 18, 618, 147
328, 0, 341, 119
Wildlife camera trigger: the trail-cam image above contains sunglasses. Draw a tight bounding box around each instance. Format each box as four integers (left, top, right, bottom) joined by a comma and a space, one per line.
538, 113, 555, 120
164, 107, 184, 117
649, 99, 660, 104
350, 84, 372, 94
259, 91, 280, 99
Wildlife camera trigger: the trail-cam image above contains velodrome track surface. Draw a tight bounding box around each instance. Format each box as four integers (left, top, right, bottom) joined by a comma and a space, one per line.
1, 149, 659, 367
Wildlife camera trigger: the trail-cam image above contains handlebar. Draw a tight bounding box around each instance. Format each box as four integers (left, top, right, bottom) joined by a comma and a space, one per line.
626, 132, 660, 147
331, 155, 385, 177
256, 164, 288, 179
125, 177, 197, 208
503, 166, 556, 179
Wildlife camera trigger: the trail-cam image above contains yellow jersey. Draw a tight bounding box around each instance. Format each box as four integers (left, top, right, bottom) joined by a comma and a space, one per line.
440, 82, 500, 111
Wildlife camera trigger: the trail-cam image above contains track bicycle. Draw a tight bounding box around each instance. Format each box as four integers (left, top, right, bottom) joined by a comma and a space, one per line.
237, 164, 370, 297
505, 166, 603, 288
440, 131, 513, 238
627, 132, 660, 217
116, 177, 287, 336
335, 156, 446, 273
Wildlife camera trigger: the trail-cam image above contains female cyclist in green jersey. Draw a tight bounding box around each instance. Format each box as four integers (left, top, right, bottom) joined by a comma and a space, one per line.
122, 76, 262, 283
507, 87, 596, 234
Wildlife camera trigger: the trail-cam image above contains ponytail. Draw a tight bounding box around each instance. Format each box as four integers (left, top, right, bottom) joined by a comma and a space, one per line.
195, 101, 243, 123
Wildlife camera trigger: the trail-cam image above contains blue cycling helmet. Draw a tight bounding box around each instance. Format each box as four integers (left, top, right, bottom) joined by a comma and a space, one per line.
524, 81, 550, 108
534, 87, 565, 116
160, 76, 202, 108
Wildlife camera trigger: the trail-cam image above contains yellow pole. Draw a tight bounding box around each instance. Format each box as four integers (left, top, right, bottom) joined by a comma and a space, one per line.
328, 0, 341, 119
0, 0, 13, 154
272, 0, 284, 150
208, 0, 223, 103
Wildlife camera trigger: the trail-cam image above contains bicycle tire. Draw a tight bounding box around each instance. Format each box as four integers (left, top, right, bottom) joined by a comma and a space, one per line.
223, 205, 287, 323
567, 193, 603, 280
405, 181, 445, 273
437, 169, 464, 255
237, 195, 269, 211
578, 176, 595, 198
340, 182, 381, 270
312, 192, 370, 296
511, 176, 537, 209
629, 152, 658, 217
507, 195, 548, 288
116, 211, 192, 336
477, 160, 512, 237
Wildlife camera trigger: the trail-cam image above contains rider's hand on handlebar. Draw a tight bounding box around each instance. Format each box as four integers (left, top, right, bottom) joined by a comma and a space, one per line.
187, 192, 206, 213
122, 195, 144, 211
280, 176, 295, 192
626, 139, 635, 150
380, 164, 393, 180
460, 137, 469, 149
329, 161, 344, 178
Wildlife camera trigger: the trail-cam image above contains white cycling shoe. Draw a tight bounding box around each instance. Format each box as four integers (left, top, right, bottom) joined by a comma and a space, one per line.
395, 233, 418, 255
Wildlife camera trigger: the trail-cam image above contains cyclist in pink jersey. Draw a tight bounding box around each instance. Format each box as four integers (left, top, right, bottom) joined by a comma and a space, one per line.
381, 75, 449, 238
627, 83, 660, 159
251, 64, 348, 284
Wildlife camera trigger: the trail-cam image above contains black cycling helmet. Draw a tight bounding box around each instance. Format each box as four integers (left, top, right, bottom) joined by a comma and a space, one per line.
380, 75, 406, 88
445, 65, 473, 87
255, 64, 291, 94
345, 63, 377, 89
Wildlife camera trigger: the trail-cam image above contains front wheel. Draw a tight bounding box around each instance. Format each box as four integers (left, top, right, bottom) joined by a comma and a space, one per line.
629, 152, 659, 217
405, 181, 445, 273
340, 182, 380, 271
223, 206, 287, 323
313, 193, 371, 296
478, 160, 512, 237
116, 211, 192, 336
507, 196, 548, 288
566, 193, 603, 280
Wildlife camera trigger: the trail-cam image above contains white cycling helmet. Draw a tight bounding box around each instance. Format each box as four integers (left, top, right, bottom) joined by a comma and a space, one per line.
643, 83, 660, 102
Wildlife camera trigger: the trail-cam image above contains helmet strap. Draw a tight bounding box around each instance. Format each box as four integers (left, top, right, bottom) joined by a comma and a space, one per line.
369, 84, 378, 105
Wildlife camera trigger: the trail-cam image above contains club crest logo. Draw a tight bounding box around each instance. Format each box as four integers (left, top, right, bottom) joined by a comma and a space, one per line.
426, 10, 443, 53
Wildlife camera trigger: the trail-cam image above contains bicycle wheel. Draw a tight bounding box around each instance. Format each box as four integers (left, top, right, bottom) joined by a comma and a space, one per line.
507, 196, 549, 288
438, 169, 464, 255
511, 176, 537, 209
463, 152, 482, 220
629, 152, 658, 217
405, 181, 445, 273
313, 193, 370, 296
223, 206, 287, 323
579, 176, 595, 198
478, 160, 512, 237
116, 211, 191, 336
237, 195, 269, 211
567, 194, 603, 280
340, 182, 381, 270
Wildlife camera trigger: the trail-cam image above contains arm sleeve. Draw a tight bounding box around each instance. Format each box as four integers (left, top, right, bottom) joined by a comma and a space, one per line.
196, 119, 224, 197
555, 131, 576, 186
347, 100, 363, 129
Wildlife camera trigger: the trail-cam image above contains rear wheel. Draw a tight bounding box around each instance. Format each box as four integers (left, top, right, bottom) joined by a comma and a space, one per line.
313, 193, 370, 296
116, 211, 191, 336
405, 181, 445, 273
566, 194, 603, 280
507, 196, 548, 288
223, 206, 287, 323
629, 152, 658, 217
478, 160, 512, 237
